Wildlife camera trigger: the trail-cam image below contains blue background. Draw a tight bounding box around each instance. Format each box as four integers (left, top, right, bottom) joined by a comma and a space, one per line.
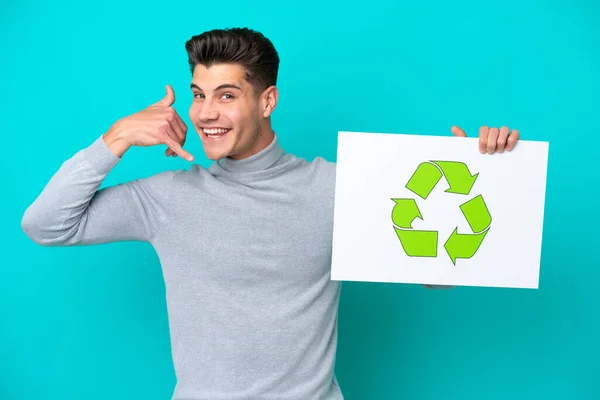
2, 0, 598, 399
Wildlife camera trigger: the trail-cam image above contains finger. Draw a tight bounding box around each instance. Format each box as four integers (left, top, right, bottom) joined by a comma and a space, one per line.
497, 126, 510, 153
163, 107, 186, 145
161, 131, 194, 161
165, 148, 177, 157
451, 125, 467, 137
487, 127, 499, 154
168, 117, 185, 145
153, 84, 176, 107
506, 129, 520, 151
478, 126, 488, 153
172, 110, 188, 145
164, 115, 184, 158
165, 123, 182, 147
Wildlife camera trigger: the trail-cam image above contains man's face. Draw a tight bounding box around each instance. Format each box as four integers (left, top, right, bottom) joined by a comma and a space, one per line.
189, 63, 276, 160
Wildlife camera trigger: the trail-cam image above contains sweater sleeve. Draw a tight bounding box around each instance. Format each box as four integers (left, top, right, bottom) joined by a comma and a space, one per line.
21, 135, 170, 246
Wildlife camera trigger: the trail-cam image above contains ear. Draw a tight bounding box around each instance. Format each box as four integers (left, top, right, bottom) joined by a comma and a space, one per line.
260, 85, 278, 118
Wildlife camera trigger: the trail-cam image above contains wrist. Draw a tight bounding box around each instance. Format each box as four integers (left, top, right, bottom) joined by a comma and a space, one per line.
103, 122, 131, 158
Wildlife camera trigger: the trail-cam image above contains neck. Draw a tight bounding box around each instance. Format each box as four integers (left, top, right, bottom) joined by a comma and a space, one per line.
216, 130, 284, 173
229, 125, 275, 160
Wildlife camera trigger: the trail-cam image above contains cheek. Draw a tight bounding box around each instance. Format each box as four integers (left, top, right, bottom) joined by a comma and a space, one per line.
225, 108, 246, 127
188, 104, 197, 122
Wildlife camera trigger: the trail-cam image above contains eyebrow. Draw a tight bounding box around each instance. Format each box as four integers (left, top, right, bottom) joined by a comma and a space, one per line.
190, 83, 242, 91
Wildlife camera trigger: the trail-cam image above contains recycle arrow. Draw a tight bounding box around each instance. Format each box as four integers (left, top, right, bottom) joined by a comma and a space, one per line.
391, 198, 422, 229
392, 160, 492, 265
391, 198, 437, 257
405, 162, 442, 199
444, 194, 492, 265
406, 161, 478, 199
432, 161, 479, 195
444, 227, 489, 265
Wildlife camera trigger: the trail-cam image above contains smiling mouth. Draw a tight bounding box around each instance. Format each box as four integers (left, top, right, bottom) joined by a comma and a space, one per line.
202, 128, 231, 139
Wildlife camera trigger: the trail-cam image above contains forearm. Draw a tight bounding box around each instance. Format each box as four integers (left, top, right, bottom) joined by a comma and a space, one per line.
102, 123, 132, 158
21, 135, 122, 245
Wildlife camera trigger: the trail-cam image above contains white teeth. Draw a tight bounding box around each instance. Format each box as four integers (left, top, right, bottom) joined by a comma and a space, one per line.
203, 128, 230, 134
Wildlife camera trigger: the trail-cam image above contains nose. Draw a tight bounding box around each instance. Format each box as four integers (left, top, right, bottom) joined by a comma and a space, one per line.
197, 99, 219, 123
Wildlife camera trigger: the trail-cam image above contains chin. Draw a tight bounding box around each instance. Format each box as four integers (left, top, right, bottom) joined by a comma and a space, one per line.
203, 147, 232, 160
198, 132, 235, 160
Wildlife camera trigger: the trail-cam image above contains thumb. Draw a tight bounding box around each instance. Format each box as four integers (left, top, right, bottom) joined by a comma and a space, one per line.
451, 125, 467, 137
153, 84, 175, 107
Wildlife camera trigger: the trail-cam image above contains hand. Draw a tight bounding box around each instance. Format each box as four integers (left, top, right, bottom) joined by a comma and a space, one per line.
451, 125, 520, 154
103, 84, 193, 161
424, 284, 454, 289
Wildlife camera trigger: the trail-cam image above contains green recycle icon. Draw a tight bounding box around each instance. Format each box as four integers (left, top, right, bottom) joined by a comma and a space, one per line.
391, 161, 492, 265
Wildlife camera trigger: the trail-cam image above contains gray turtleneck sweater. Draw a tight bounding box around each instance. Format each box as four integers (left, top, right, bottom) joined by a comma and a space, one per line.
21, 133, 343, 400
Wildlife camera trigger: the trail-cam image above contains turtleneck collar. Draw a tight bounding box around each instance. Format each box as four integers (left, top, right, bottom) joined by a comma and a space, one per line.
214, 132, 284, 174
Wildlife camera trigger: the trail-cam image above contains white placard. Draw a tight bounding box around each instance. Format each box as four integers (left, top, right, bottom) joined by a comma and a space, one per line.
331, 131, 549, 289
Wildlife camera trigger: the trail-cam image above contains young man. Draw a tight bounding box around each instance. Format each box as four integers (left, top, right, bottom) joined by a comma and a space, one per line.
21, 27, 520, 399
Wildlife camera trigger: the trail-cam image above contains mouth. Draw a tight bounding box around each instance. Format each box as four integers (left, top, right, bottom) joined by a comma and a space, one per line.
202, 127, 231, 140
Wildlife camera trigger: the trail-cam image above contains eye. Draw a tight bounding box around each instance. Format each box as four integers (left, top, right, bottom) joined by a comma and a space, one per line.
193, 93, 204, 99
221, 93, 234, 100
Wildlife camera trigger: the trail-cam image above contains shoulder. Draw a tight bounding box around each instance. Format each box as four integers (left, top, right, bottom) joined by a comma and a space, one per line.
297, 156, 336, 178
305, 156, 337, 188
136, 168, 180, 187
312, 156, 336, 172
285, 156, 337, 198
134, 165, 204, 193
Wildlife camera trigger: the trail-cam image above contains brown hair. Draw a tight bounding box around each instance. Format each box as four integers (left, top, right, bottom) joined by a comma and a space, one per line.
185, 27, 280, 94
